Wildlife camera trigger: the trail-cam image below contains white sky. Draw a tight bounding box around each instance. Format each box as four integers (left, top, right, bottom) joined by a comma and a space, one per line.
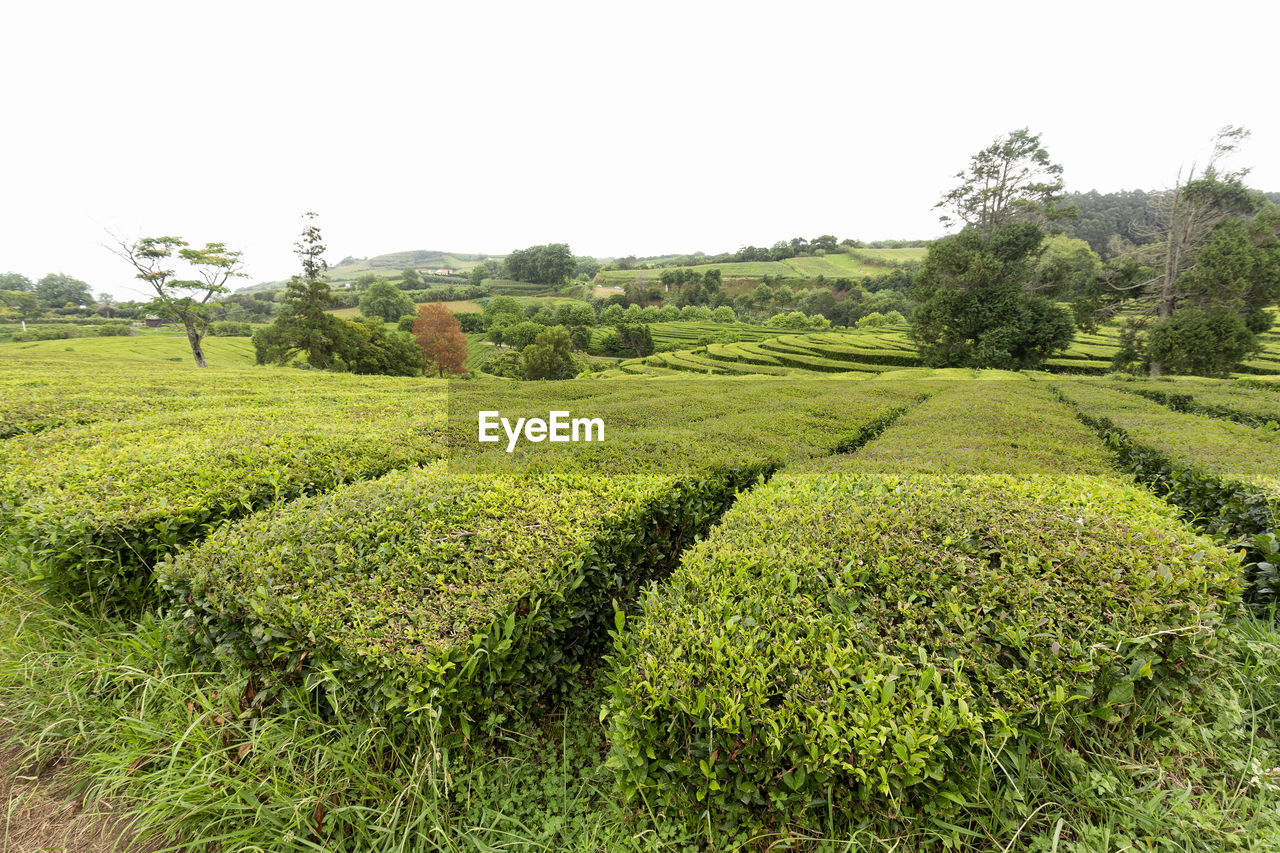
2, 0, 1278, 300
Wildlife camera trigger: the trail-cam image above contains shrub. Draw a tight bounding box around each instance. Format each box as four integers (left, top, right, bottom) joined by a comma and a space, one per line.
607, 471, 1239, 831
162, 464, 771, 736
1, 395, 447, 611
207, 321, 252, 337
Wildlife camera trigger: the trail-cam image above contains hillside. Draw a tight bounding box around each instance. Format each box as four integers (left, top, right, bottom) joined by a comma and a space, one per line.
240, 249, 497, 292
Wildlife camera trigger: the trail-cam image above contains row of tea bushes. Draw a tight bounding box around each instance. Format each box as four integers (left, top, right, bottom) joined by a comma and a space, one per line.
162, 464, 769, 735
606, 470, 1239, 831
444, 379, 924, 476
0, 394, 448, 610
606, 382, 1239, 831
0, 356, 447, 437
161, 387, 924, 733
1119, 380, 1280, 429
846, 381, 1116, 477
1052, 380, 1280, 606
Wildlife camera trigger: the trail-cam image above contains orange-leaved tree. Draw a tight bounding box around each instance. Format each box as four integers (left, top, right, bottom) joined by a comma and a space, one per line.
412, 302, 469, 377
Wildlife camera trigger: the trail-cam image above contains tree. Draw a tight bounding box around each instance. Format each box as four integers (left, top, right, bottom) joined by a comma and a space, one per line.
1093, 127, 1277, 376
256, 212, 349, 369
412, 302, 468, 377
110, 238, 245, 367
468, 265, 488, 287
339, 315, 424, 376
1144, 307, 1257, 378
502, 320, 546, 351
401, 267, 422, 288
0, 272, 33, 292
935, 128, 1069, 235
522, 325, 578, 380
1, 290, 42, 324
911, 223, 1074, 369
501, 244, 576, 285
613, 322, 654, 357
482, 295, 524, 327
359, 279, 417, 322
97, 292, 117, 318
35, 273, 94, 309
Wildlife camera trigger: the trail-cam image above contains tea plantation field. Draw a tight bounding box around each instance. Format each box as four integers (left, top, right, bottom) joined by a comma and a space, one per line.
1, 345, 1279, 851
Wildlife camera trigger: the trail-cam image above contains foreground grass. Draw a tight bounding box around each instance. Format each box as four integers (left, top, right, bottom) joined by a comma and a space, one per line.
2, 565, 1278, 852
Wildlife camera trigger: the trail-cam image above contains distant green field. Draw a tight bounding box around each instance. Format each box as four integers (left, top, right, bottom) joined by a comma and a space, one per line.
0, 334, 258, 366
593, 250, 914, 285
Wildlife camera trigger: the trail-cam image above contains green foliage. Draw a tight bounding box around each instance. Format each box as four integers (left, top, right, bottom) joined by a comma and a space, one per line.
501, 244, 576, 285
207, 320, 253, 337
499, 319, 544, 351
0, 271, 34, 291
0, 389, 447, 611
335, 315, 423, 376
162, 464, 769, 736
34, 272, 93, 308
608, 471, 1239, 832
912, 223, 1074, 369
1053, 380, 1280, 608
357, 279, 416, 322
1146, 307, 1258, 377
609, 322, 653, 357
481, 294, 525, 327
522, 325, 578, 380
478, 348, 525, 379
936, 127, 1069, 233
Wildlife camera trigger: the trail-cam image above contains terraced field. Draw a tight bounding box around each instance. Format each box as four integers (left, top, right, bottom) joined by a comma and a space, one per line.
2, 346, 1279, 850
593, 252, 907, 284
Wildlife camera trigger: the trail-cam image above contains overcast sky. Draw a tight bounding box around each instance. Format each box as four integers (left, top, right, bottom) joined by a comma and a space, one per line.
3, 0, 1277, 300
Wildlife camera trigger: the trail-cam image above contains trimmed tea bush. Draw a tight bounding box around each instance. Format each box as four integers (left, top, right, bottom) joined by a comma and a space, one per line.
162, 463, 771, 734
606, 472, 1239, 831
1, 396, 447, 611
1053, 380, 1280, 606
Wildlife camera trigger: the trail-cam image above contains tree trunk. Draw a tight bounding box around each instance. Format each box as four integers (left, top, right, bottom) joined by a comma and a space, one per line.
183, 319, 209, 368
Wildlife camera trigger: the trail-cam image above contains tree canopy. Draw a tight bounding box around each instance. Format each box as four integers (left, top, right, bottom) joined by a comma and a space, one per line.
412, 302, 468, 377
501, 244, 575, 285
911, 223, 1073, 369
935, 128, 1068, 235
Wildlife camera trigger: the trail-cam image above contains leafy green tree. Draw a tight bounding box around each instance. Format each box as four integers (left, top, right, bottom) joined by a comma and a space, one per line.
522, 325, 578, 380
501, 244, 575, 285
935, 128, 1069, 234
613, 322, 654, 357
468, 265, 488, 287
712, 305, 736, 323
359, 279, 417, 322
599, 304, 625, 325
335, 316, 424, 376
554, 301, 596, 327
0, 272, 33, 292
1092, 128, 1279, 375
752, 283, 773, 306
1145, 307, 1257, 377
1, 290, 42, 322
1031, 234, 1102, 299
911, 223, 1073, 369
401, 267, 422, 288
111, 238, 245, 367
255, 213, 348, 369
96, 292, 117, 318
35, 273, 93, 309
482, 295, 524, 327
502, 320, 545, 351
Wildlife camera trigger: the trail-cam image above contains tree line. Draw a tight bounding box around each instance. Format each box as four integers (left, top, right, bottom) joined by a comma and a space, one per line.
910, 126, 1280, 377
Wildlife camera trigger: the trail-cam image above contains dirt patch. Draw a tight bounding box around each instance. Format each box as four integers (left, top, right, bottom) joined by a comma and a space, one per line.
0, 742, 155, 853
